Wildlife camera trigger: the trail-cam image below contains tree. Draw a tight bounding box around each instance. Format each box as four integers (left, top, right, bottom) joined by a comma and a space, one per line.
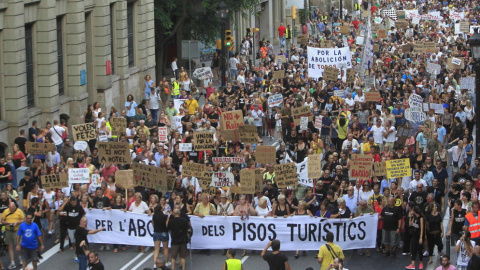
154, 0, 258, 79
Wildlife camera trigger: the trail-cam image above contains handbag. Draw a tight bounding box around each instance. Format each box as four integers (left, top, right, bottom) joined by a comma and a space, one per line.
163, 87, 170, 95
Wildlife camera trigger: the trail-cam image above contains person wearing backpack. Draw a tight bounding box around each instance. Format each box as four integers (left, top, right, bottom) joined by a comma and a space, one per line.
318, 232, 345, 270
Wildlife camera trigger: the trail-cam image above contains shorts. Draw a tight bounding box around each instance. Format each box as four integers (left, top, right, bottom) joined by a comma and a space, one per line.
21, 246, 39, 262
4, 230, 16, 245
171, 244, 188, 259
382, 229, 399, 246
276, 126, 282, 132
153, 232, 169, 242
68, 229, 76, 244
40, 218, 48, 230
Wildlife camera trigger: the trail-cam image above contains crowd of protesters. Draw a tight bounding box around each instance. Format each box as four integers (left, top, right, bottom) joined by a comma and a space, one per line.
2, 0, 480, 270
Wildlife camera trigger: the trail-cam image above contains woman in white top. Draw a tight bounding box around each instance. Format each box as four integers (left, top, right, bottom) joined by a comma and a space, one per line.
93, 102, 102, 119
254, 197, 272, 217
44, 187, 56, 234
97, 120, 111, 142
359, 181, 374, 202
129, 192, 149, 253
95, 112, 106, 129
464, 100, 475, 134
237, 70, 246, 85
181, 74, 193, 92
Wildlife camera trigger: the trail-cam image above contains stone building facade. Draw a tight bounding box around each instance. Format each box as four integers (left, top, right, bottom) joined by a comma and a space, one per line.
0, 0, 155, 154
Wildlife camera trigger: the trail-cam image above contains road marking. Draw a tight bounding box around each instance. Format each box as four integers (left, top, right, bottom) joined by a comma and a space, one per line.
27, 243, 60, 268
120, 252, 147, 270
241, 255, 249, 263
131, 251, 154, 270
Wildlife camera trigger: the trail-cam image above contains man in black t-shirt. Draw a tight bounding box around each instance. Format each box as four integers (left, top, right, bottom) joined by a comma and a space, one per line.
381, 197, 402, 257
76, 217, 104, 270
28, 121, 38, 142
92, 188, 111, 210
14, 130, 28, 155
19, 171, 36, 210
87, 252, 105, 270
59, 197, 86, 253
409, 183, 427, 208
261, 240, 291, 270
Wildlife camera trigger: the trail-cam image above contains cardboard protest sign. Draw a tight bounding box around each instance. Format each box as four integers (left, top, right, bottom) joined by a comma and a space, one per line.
115, 170, 135, 189
274, 163, 298, 188
98, 142, 132, 164
110, 117, 127, 136
72, 123, 97, 142
255, 169, 264, 192
373, 44, 380, 53
413, 42, 425, 53
221, 129, 238, 141
179, 143, 192, 152
386, 158, 411, 178
212, 157, 245, 164
364, 92, 381, 102
376, 29, 387, 39
182, 162, 205, 177
424, 42, 436, 54
447, 57, 465, 70
397, 10, 406, 20
255, 146, 277, 164
210, 171, 235, 187
297, 34, 308, 44
292, 106, 313, 125
350, 154, 372, 178
158, 127, 168, 142
374, 161, 387, 177
339, 25, 350, 34
395, 20, 408, 29
346, 68, 355, 83
314, 116, 323, 130
307, 154, 322, 179
423, 119, 434, 140
273, 70, 285, 80
323, 66, 339, 81
238, 125, 258, 143
460, 21, 470, 33
41, 174, 69, 189
240, 169, 256, 194
26, 142, 55, 154
68, 168, 90, 184
268, 94, 284, 107
193, 132, 215, 151
167, 174, 177, 191
402, 44, 413, 52
197, 171, 217, 196
131, 163, 167, 190
221, 110, 244, 130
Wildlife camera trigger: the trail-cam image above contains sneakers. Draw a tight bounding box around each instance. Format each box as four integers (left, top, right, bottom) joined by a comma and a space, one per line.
106, 245, 111, 251
74, 257, 79, 263
99, 245, 105, 251
405, 264, 415, 270
423, 251, 429, 256
402, 252, 409, 256
419, 262, 424, 269
165, 262, 172, 267
7, 262, 16, 269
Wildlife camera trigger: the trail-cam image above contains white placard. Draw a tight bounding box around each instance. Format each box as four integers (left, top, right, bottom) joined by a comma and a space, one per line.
74, 141, 88, 151
314, 116, 323, 130
210, 171, 235, 187
452, 57, 462, 66
193, 67, 213, 80
408, 94, 423, 107
179, 143, 192, 152
405, 107, 427, 123
158, 127, 168, 142
307, 47, 353, 81
85, 209, 378, 250
68, 168, 90, 184
268, 94, 284, 107
174, 99, 187, 112
300, 117, 308, 131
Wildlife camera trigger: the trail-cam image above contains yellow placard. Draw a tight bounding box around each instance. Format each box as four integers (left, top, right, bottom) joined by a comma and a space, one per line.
386, 158, 412, 178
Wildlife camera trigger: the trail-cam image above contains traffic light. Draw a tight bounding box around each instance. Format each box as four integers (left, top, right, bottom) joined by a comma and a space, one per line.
291, 6, 297, 19
225, 30, 233, 46
246, 28, 251, 36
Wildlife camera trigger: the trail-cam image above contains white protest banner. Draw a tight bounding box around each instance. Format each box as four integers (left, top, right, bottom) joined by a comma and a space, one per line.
212, 157, 246, 164
430, 103, 444, 114
210, 171, 235, 187
174, 99, 187, 112
300, 117, 308, 131
158, 127, 168, 142
408, 94, 423, 107
172, 115, 183, 134
314, 116, 323, 130
449, 11, 465, 21
85, 210, 378, 250
307, 47, 352, 81
68, 168, 90, 184
179, 143, 192, 152
460, 77, 475, 93
268, 94, 283, 107
193, 67, 213, 80
452, 58, 462, 66
405, 10, 419, 19
405, 107, 427, 123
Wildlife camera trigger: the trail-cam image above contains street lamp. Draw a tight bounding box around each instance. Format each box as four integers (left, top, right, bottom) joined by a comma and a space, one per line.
219, 1, 228, 88
469, 28, 480, 156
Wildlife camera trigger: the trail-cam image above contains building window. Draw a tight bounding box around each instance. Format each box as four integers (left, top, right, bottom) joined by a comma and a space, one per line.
127, 2, 135, 67
57, 17, 65, 95
110, 4, 115, 74
25, 24, 35, 108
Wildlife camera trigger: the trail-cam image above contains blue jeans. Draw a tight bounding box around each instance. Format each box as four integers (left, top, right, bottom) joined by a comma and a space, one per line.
78, 254, 87, 270
230, 69, 238, 80
280, 36, 286, 47
145, 91, 151, 100
55, 143, 63, 153
150, 109, 159, 123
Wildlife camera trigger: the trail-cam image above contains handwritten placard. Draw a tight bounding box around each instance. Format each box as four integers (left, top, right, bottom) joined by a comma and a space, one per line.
364, 92, 381, 102
350, 154, 372, 178
72, 123, 97, 142
386, 158, 412, 178
240, 169, 256, 194
210, 171, 235, 187
238, 125, 258, 143
182, 162, 205, 177
374, 161, 387, 177
346, 68, 355, 83
308, 154, 322, 179
41, 174, 69, 189
110, 117, 127, 136
255, 146, 277, 164
26, 142, 55, 154
98, 142, 132, 164
221, 110, 244, 130
273, 70, 285, 80
292, 106, 313, 125
323, 66, 339, 81
158, 127, 168, 142
274, 163, 298, 188
68, 168, 90, 184
115, 170, 135, 189
193, 132, 215, 151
